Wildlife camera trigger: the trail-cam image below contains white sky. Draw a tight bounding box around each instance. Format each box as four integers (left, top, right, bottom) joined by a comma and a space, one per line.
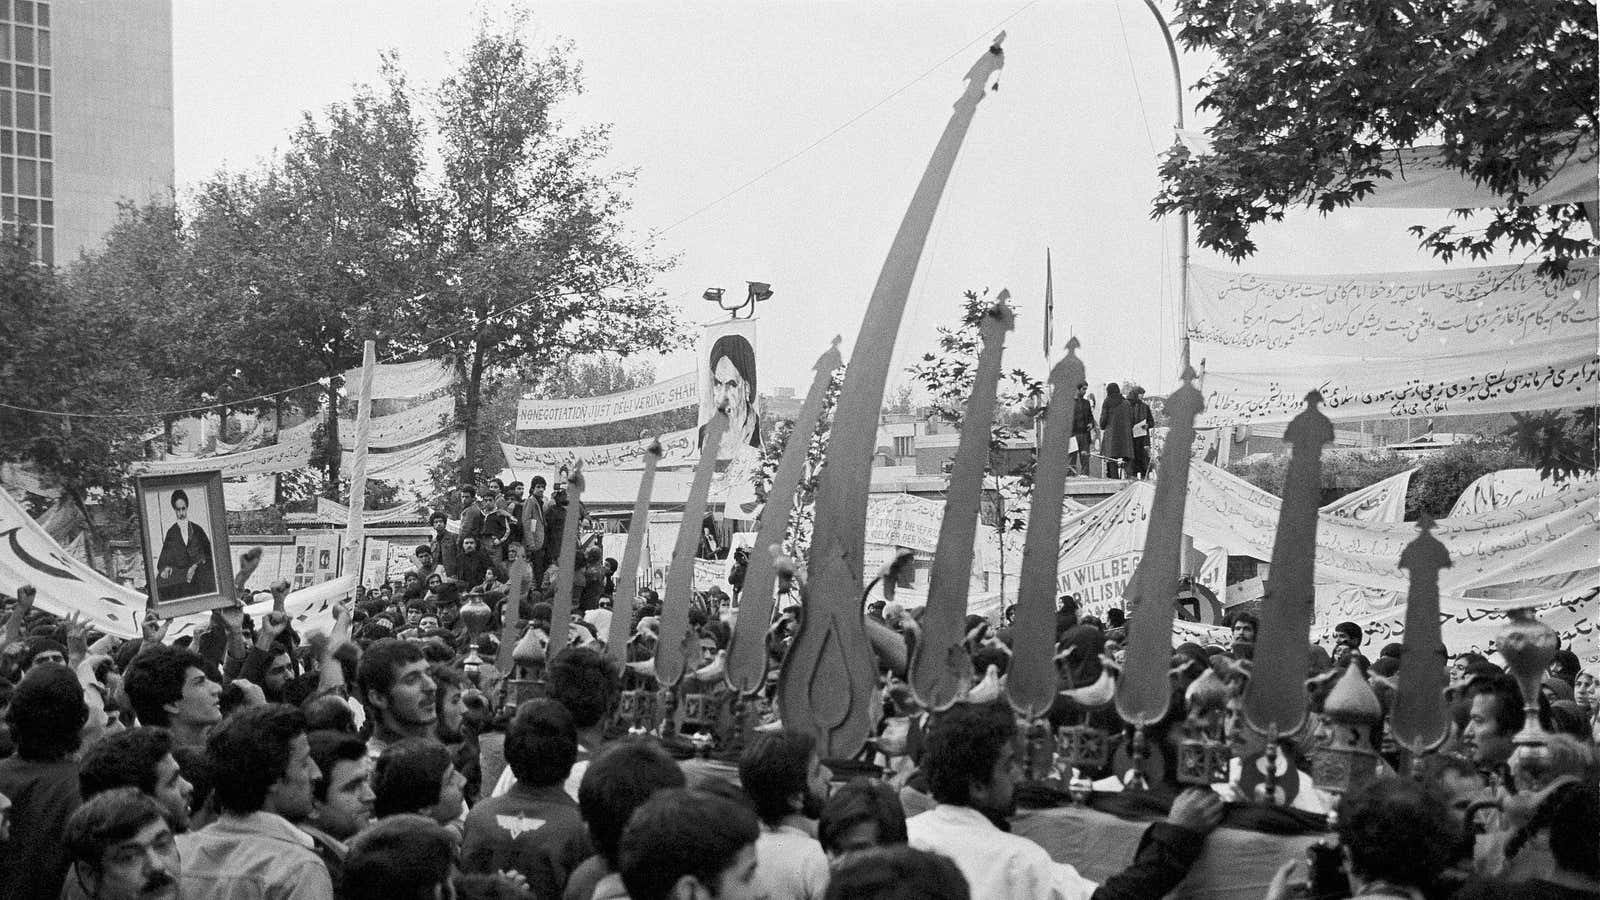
173, 1, 1492, 401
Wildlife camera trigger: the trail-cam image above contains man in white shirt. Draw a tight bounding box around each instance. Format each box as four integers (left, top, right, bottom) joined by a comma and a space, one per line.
907, 703, 1223, 900
739, 730, 832, 900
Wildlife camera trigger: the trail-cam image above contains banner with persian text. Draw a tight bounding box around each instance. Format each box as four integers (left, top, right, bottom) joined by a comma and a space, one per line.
340, 358, 455, 400
516, 372, 697, 431
338, 395, 454, 450
500, 428, 698, 473
1320, 466, 1413, 523
139, 431, 315, 478
1448, 468, 1599, 517
0, 489, 148, 638
1188, 259, 1599, 425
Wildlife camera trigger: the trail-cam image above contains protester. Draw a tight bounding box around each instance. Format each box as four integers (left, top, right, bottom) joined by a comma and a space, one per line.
0, 663, 88, 899
341, 813, 457, 900
372, 737, 466, 825
79, 726, 194, 831
824, 846, 970, 900
740, 729, 832, 900
908, 702, 1223, 900
570, 736, 687, 900
618, 786, 762, 900
819, 778, 908, 859
462, 699, 592, 898
63, 788, 182, 900
356, 639, 437, 759
122, 645, 224, 749
177, 704, 333, 900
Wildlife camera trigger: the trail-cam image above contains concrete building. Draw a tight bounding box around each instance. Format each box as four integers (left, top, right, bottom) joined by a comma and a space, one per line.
1, 0, 173, 265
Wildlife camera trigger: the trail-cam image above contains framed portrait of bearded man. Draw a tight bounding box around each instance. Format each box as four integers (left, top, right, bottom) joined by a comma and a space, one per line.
136, 470, 238, 617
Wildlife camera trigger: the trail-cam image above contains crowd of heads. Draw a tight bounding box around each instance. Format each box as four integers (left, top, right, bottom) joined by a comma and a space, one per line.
0, 467, 1596, 900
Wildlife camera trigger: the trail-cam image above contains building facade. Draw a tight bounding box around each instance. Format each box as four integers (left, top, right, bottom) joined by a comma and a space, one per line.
1, 0, 172, 266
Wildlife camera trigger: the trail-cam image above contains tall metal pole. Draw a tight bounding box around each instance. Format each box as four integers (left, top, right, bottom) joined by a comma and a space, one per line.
1141, 0, 1190, 373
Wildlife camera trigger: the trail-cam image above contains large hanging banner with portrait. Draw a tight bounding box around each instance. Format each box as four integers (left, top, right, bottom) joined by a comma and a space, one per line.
699, 319, 764, 517
1188, 259, 1599, 426
515, 372, 698, 431
134, 470, 238, 617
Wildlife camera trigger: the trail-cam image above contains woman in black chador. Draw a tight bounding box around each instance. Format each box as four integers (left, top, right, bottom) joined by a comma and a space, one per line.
156, 488, 214, 598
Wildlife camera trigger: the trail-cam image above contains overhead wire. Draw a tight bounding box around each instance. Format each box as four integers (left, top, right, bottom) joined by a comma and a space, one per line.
7, 2, 1040, 424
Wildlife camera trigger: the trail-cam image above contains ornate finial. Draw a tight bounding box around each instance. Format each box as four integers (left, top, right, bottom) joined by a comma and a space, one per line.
1416, 512, 1435, 532
986, 296, 1016, 330
1065, 335, 1081, 353
1324, 662, 1383, 724
1181, 364, 1199, 384
1305, 389, 1324, 406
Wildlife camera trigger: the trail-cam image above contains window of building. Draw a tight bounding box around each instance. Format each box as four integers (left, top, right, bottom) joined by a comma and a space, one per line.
893, 436, 914, 459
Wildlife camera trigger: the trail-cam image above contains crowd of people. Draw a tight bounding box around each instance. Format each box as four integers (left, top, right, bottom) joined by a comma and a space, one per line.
0, 471, 1596, 900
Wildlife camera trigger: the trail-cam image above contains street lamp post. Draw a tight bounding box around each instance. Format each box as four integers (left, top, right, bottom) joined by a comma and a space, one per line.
703, 282, 773, 319
1140, 0, 1191, 373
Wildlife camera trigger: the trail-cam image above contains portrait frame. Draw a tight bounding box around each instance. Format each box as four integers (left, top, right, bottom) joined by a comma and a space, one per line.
135, 470, 237, 618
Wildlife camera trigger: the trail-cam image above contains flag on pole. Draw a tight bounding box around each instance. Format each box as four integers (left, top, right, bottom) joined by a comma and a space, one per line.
1043, 249, 1055, 364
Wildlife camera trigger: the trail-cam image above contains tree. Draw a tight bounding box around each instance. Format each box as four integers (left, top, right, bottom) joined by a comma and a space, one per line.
750, 365, 846, 562
395, 16, 685, 482
908, 290, 1046, 594
1502, 409, 1598, 481
1154, 0, 1597, 277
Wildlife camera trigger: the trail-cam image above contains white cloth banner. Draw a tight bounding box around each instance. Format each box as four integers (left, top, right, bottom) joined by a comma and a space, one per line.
1184, 462, 1599, 606
139, 432, 315, 478
168, 574, 356, 641
339, 433, 462, 483
224, 475, 277, 511
516, 372, 697, 431
1320, 467, 1414, 522
1189, 259, 1599, 425
866, 492, 1087, 557
279, 414, 323, 442
338, 395, 454, 451
0, 489, 148, 638
500, 427, 699, 473
313, 497, 424, 526
1177, 130, 1597, 209
1448, 468, 1599, 517
341, 359, 454, 400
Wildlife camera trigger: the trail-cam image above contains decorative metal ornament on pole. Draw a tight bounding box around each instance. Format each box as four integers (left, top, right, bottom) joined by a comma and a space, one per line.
607, 439, 663, 663
910, 297, 1014, 711
546, 461, 585, 661
1391, 515, 1453, 760
656, 411, 729, 689
725, 338, 843, 695
781, 35, 1006, 758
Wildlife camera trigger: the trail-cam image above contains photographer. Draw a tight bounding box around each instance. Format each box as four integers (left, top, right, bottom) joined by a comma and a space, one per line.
1265, 776, 1461, 900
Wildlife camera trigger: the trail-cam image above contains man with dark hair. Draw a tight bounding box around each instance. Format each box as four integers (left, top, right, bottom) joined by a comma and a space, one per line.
1230, 612, 1259, 648
427, 511, 461, 584
461, 699, 592, 898
739, 729, 831, 900
494, 646, 619, 800
1067, 382, 1097, 475
909, 702, 1223, 900
301, 729, 375, 885
79, 726, 194, 831
1463, 673, 1525, 772
568, 736, 687, 900
177, 704, 332, 900
356, 638, 436, 759
824, 846, 970, 900
1269, 776, 1459, 900
456, 534, 503, 589
620, 786, 762, 900
1455, 778, 1600, 899
122, 644, 223, 749
62, 788, 182, 900
459, 485, 487, 548
1332, 621, 1364, 663
521, 476, 550, 581
342, 814, 456, 900
0, 664, 88, 898
819, 778, 908, 858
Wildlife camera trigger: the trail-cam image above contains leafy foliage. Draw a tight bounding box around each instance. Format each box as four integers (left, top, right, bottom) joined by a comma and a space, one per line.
0, 234, 180, 497
1154, 0, 1597, 277
1501, 409, 1598, 481
750, 365, 846, 562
